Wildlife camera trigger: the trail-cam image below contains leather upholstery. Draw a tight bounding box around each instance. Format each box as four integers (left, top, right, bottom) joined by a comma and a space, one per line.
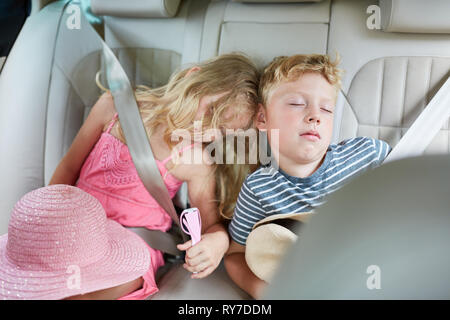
380, 0, 450, 34
91, 0, 182, 18
200, 0, 330, 67
340, 57, 450, 153
328, 0, 450, 145
1, 0, 450, 300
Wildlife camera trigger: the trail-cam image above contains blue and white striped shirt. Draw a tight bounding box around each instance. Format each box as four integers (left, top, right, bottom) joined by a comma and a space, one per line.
229, 137, 391, 245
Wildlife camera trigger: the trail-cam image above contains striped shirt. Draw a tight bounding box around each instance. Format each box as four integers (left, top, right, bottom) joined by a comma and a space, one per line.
229, 137, 391, 245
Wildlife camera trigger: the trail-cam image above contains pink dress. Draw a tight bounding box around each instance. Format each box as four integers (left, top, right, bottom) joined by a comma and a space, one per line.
76, 113, 189, 299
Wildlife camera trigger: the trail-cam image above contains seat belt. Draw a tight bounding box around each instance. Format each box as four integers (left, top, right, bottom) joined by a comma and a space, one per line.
338, 75, 450, 164
383, 76, 450, 164
101, 39, 187, 256
56, 0, 186, 256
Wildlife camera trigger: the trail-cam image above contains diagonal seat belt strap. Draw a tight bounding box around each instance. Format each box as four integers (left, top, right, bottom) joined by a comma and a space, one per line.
101, 43, 187, 255
383, 76, 450, 164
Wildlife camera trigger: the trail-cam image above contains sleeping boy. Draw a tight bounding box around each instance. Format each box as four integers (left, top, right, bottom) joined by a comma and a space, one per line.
224, 54, 391, 299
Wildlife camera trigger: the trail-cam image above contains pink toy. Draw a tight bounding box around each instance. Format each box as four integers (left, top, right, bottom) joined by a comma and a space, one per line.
180, 208, 202, 245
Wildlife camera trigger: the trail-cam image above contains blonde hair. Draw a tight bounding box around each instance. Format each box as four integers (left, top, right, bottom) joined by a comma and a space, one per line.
96, 53, 260, 220
259, 53, 343, 107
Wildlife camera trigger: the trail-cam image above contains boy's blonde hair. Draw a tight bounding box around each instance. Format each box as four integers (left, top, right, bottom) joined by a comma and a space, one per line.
259, 54, 343, 107
97, 53, 260, 220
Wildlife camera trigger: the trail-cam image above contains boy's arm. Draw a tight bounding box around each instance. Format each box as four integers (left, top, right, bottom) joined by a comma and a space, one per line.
224, 240, 267, 299
338, 137, 392, 168
224, 176, 267, 298
375, 138, 392, 165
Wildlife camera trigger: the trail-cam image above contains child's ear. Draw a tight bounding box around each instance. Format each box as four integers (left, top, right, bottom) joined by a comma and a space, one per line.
186, 66, 201, 77
255, 103, 267, 131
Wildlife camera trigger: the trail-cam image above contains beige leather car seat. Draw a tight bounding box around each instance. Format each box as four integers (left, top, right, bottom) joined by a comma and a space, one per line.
150, 0, 333, 299
2, 0, 447, 300
198, 0, 330, 67
0, 0, 331, 299
329, 0, 450, 152
263, 0, 450, 299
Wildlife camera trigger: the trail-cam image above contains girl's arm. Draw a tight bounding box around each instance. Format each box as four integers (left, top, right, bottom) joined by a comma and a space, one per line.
188, 166, 222, 233
176, 150, 229, 279
49, 93, 116, 185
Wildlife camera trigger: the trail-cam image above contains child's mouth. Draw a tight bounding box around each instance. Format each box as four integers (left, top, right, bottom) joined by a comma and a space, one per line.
300, 131, 321, 141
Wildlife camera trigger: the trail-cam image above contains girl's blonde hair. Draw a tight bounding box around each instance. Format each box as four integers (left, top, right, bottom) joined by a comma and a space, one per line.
96, 53, 260, 220
259, 53, 343, 107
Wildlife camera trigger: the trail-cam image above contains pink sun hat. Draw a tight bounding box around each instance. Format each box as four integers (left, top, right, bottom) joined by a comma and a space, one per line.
0, 184, 150, 300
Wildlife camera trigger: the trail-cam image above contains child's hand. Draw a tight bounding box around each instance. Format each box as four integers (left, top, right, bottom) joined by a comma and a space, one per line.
177, 231, 229, 279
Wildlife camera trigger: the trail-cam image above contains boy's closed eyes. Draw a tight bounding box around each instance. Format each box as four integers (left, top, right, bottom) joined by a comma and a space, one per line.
287, 99, 335, 114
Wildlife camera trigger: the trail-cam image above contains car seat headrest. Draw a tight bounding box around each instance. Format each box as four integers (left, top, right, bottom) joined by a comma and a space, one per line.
90, 0, 181, 18
380, 0, 450, 34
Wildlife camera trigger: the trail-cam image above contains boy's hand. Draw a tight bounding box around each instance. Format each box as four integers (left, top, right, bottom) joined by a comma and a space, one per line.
177, 231, 229, 279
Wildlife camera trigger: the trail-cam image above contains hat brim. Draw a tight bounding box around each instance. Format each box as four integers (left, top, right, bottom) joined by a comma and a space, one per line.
0, 219, 150, 300
246, 223, 298, 282
252, 211, 314, 230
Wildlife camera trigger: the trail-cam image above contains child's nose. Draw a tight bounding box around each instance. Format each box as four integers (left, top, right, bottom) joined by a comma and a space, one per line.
305, 108, 321, 125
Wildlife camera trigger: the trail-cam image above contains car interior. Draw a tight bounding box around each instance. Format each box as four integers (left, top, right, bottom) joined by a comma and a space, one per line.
0, 0, 449, 299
